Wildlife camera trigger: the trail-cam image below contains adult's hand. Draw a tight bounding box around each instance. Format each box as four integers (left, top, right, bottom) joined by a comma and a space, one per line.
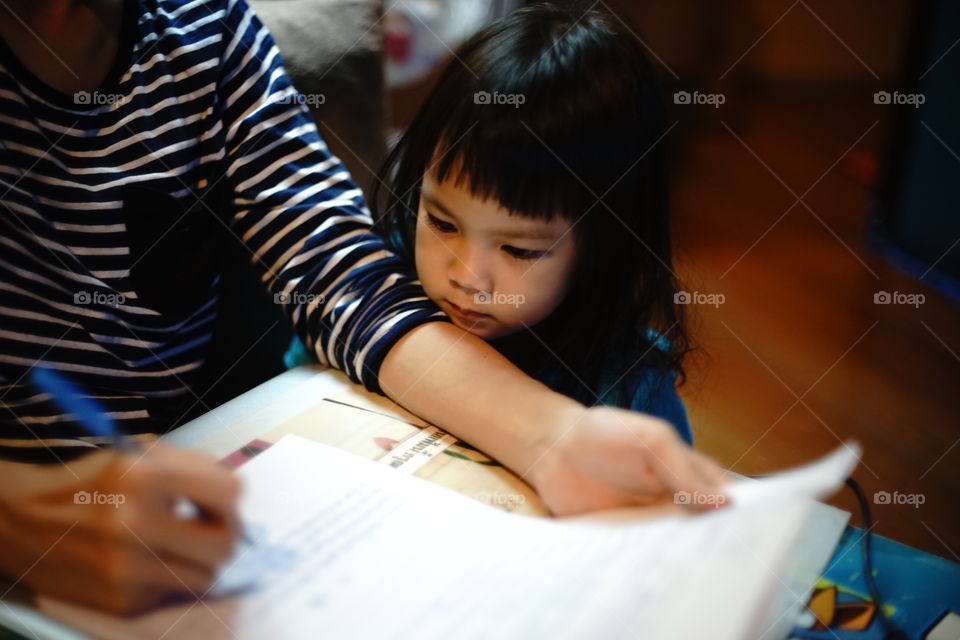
525, 406, 729, 516
0, 444, 241, 614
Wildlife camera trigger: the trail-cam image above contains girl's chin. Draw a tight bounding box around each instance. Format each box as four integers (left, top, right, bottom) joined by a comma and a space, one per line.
450, 315, 488, 333
449, 315, 509, 340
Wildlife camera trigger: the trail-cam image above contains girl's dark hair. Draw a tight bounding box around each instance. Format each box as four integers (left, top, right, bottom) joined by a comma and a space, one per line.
372, 3, 691, 405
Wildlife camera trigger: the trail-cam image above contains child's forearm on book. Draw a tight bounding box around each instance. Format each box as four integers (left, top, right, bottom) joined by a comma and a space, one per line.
377, 321, 582, 481
378, 323, 728, 516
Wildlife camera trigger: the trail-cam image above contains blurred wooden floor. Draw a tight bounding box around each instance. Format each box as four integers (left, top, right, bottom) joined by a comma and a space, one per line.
672, 93, 960, 557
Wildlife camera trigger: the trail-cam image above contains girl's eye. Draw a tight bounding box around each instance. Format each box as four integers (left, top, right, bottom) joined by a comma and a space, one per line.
426, 213, 457, 234
502, 245, 548, 260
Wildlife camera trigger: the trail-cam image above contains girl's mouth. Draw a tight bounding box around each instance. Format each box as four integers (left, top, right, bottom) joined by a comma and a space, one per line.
445, 300, 492, 323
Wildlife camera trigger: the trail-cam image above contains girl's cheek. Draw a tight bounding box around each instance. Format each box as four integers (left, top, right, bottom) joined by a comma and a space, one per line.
414, 234, 438, 285
529, 266, 570, 317
415, 225, 437, 262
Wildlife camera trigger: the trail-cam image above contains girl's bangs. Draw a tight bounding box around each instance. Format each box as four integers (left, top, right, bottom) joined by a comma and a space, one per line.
427, 105, 639, 225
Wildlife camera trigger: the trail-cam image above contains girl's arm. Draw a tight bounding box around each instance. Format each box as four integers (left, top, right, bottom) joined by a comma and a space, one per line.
380, 323, 727, 515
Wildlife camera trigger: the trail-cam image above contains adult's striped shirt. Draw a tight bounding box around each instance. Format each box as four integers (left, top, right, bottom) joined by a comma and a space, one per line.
0, 0, 445, 461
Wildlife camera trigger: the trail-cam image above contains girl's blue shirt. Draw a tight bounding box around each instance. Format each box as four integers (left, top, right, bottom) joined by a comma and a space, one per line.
594, 348, 692, 444
487, 327, 693, 445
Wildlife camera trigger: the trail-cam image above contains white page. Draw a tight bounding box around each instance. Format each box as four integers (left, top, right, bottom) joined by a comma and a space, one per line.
37, 436, 858, 640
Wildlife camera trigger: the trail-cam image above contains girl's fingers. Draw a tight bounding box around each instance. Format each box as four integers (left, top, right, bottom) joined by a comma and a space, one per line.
688, 450, 732, 508
640, 429, 727, 509
690, 449, 731, 486
570, 409, 729, 508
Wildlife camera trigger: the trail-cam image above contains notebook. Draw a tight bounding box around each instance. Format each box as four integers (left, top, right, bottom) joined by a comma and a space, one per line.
27, 435, 856, 640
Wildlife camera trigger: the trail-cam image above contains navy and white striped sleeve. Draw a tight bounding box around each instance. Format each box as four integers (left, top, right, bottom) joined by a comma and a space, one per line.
215, 0, 447, 392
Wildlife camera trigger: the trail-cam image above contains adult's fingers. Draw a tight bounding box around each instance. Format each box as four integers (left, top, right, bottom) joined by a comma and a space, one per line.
20, 527, 218, 615
122, 445, 242, 533
139, 550, 219, 597
149, 517, 238, 571
79, 515, 221, 596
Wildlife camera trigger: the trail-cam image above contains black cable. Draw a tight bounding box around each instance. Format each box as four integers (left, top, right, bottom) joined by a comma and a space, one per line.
844, 478, 909, 640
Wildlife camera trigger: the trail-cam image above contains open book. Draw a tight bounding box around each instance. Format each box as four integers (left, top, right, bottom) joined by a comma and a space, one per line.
34, 435, 857, 640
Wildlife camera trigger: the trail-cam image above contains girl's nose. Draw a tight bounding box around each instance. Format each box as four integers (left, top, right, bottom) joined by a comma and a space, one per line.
448, 245, 492, 295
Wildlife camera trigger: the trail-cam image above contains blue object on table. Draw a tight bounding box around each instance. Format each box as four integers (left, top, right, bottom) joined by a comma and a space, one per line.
790, 526, 960, 639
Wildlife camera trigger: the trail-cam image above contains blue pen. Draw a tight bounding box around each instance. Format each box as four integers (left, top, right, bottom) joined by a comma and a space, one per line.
30, 366, 138, 452
29, 366, 247, 539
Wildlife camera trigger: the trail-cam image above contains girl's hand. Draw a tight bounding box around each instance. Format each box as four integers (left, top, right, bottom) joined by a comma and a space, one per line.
0, 445, 241, 614
527, 406, 729, 516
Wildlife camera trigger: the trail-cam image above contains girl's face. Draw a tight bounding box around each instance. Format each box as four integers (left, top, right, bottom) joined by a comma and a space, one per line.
414, 172, 578, 340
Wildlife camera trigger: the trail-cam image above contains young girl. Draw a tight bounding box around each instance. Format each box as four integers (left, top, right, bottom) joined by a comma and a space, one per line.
293, 3, 694, 443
